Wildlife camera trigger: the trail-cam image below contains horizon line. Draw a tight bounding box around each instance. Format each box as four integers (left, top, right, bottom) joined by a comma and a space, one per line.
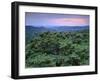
25, 25, 89, 27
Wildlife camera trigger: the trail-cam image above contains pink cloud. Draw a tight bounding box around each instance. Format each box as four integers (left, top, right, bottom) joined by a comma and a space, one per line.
49, 18, 89, 26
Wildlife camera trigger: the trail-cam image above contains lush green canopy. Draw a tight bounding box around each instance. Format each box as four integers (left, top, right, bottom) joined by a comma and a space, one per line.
25, 30, 89, 68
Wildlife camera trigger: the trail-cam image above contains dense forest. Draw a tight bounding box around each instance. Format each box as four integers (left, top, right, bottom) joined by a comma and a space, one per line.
25, 28, 89, 68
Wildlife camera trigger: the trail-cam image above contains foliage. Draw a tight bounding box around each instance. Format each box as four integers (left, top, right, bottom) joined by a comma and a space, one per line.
25, 30, 89, 68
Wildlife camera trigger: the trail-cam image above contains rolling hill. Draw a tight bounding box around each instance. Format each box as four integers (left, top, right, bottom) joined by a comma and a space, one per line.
25, 25, 89, 43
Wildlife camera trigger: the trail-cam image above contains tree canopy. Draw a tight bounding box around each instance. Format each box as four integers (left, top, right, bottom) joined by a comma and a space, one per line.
25, 30, 89, 68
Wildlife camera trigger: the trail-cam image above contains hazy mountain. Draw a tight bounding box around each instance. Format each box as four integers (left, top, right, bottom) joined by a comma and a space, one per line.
25, 25, 89, 43
26, 25, 89, 32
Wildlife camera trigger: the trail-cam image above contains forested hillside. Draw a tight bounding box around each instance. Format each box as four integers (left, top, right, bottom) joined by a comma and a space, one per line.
25, 28, 89, 68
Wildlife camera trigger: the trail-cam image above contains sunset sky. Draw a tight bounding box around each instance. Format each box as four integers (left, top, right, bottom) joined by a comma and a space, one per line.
25, 12, 89, 27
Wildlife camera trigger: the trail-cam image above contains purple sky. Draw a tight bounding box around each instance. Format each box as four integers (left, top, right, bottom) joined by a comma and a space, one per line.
25, 12, 89, 27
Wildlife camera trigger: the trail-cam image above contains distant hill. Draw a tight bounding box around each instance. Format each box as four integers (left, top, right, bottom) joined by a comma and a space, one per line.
25, 25, 89, 43
48, 26, 89, 32
26, 25, 89, 33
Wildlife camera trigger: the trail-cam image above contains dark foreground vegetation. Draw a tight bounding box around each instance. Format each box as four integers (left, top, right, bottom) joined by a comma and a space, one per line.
25, 30, 89, 68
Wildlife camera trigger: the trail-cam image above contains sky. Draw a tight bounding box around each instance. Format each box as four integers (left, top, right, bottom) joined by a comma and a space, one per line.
25, 12, 89, 27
